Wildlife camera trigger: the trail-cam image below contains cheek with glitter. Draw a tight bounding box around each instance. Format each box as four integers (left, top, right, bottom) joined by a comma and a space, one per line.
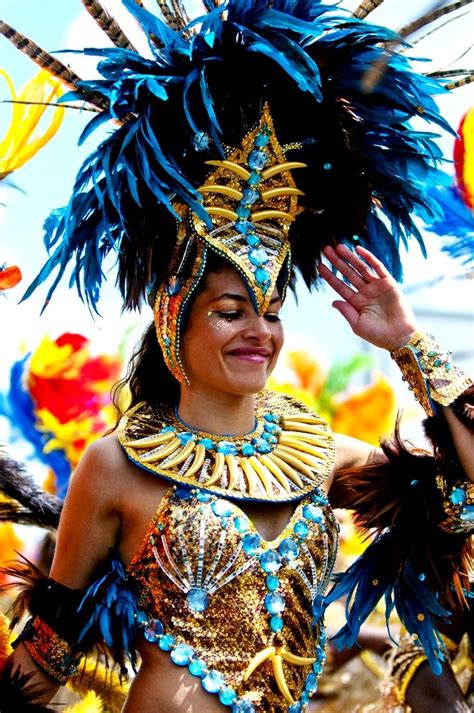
205, 313, 238, 332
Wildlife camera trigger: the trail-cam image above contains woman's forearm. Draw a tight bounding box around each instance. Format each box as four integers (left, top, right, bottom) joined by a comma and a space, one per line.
0, 643, 59, 709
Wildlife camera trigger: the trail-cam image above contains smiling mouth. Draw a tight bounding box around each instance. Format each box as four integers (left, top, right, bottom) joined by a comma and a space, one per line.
227, 348, 271, 364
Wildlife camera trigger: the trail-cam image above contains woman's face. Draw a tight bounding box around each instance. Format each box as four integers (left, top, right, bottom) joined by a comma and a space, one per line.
181, 266, 284, 396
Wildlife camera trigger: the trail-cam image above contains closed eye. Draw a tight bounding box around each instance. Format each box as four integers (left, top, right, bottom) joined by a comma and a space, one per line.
265, 313, 281, 322
215, 311, 242, 320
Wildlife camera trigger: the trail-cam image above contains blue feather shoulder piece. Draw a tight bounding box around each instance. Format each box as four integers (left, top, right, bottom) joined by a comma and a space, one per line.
78, 552, 140, 672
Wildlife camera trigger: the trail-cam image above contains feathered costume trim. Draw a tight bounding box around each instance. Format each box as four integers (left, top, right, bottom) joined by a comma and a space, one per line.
2, 0, 454, 312
327, 417, 473, 675
0, 451, 62, 529
0, 555, 140, 688
78, 554, 140, 674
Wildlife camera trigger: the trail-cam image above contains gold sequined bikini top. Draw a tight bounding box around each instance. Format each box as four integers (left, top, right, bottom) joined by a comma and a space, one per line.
127, 485, 339, 712
118, 391, 336, 503
121, 392, 339, 711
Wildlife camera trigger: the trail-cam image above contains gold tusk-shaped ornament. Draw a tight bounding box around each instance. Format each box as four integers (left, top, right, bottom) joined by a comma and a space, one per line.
282, 415, 326, 425
184, 444, 206, 478
260, 186, 304, 200
205, 452, 225, 486
266, 453, 304, 488
261, 161, 307, 179
240, 458, 259, 497
273, 448, 315, 478
243, 646, 276, 681
276, 445, 323, 469
139, 437, 181, 463
259, 455, 292, 493
278, 436, 327, 459
159, 439, 196, 469
205, 159, 251, 180
225, 454, 240, 490
251, 209, 295, 222
122, 431, 174, 449
198, 184, 243, 200
278, 648, 316, 666
249, 456, 274, 496
272, 654, 295, 704
282, 430, 330, 447
282, 421, 329, 437
206, 206, 239, 221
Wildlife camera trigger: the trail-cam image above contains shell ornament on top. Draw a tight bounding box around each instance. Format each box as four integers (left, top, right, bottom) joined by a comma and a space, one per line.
118, 391, 336, 502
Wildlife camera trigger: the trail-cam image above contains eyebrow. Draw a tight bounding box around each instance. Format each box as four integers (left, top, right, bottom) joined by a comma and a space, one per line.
211, 292, 282, 305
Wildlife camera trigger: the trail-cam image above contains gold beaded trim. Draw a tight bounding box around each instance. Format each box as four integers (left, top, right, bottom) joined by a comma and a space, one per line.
436, 475, 474, 535
118, 391, 336, 502
391, 331, 472, 416
397, 654, 427, 703
22, 617, 81, 685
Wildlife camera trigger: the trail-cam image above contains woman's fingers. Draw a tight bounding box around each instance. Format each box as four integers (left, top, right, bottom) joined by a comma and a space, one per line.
321, 245, 366, 288
354, 245, 389, 279
318, 261, 357, 302
322, 243, 390, 285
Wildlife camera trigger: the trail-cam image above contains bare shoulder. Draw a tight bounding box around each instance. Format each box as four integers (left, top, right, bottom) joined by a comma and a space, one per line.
67, 432, 136, 509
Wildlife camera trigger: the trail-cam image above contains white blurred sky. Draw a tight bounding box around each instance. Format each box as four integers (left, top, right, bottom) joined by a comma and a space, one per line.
0, 0, 473, 401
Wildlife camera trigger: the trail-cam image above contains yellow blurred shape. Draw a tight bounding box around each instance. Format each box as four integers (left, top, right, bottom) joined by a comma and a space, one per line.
332, 372, 396, 446
0, 69, 64, 177
65, 691, 104, 713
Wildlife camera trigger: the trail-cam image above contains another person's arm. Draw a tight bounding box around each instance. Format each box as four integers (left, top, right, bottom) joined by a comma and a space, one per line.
1, 436, 123, 706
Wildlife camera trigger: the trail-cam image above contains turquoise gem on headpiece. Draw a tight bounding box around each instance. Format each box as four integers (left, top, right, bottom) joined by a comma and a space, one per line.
246, 234, 261, 247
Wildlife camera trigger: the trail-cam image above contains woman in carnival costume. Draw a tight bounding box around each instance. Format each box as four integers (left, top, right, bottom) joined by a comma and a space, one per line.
0, 1, 472, 711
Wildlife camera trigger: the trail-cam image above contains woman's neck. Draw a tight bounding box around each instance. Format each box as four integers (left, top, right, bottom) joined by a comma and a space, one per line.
177, 388, 256, 436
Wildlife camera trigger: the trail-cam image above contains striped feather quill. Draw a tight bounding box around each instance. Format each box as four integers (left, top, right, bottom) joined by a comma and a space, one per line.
0, 20, 108, 111
81, 0, 137, 51
156, 1, 183, 30
352, 0, 385, 20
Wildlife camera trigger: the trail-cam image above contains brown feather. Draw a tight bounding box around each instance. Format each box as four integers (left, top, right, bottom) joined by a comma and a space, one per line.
397, 0, 473, 40
352, 0, 385, 20
0, 20, 108, 111
81, 0, 137, 51
445, 75, 474, 89
0, 556, 48, 628
329, 416, 473, 610
156, 1, 183, 30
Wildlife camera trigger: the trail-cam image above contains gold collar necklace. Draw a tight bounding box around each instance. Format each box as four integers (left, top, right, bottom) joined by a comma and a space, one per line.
118, 391, 336, 502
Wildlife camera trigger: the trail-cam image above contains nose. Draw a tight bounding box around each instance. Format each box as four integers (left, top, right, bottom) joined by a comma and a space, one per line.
241, 313, 273, 342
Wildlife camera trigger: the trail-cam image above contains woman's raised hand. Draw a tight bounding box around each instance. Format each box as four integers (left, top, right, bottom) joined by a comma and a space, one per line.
318, 244, 418, 351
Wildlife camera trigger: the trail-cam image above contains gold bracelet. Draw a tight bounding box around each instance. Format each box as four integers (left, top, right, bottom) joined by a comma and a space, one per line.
437, 477, 474, 535
397, 654, 427, 704
22, 616, 82, 685
391, 332, 472, 417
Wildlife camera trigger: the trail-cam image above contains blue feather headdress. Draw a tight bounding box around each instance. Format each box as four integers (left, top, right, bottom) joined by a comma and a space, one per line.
0, 0, 458, 312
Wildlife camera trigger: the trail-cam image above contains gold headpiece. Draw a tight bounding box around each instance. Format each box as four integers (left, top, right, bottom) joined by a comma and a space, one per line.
155, 105, 306, 383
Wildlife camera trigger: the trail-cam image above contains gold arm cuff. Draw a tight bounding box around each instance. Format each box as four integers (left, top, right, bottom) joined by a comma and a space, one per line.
437, 476, 474, 535
391, 331, 472, 416
397, 654, 428, 703
22, 616, 82, 685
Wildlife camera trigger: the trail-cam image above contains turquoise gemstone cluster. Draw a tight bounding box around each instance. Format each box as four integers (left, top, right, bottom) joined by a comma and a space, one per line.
233, 123, 274, 290
137, 611, 255, 711
449, 484, 474, 523
160, 411, 281, 458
